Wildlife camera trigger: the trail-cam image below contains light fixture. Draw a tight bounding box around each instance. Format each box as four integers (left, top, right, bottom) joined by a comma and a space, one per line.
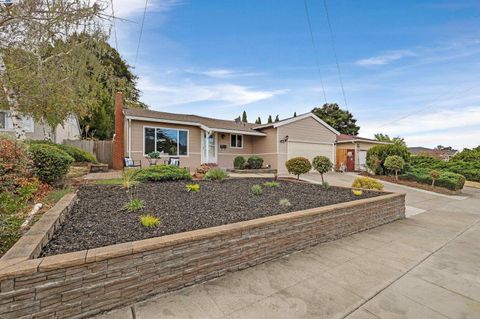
280, 135, 289, 143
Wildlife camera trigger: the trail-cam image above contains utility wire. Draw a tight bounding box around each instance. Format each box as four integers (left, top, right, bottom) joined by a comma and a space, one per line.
323, 0, 348, 108
110, 0, 119, 51
375, 84, 480, 130
134, 0, 149, 67
304, 0, 328, 104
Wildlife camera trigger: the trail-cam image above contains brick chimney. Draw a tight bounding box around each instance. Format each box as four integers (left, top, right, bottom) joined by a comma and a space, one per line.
112, 92, 125, 170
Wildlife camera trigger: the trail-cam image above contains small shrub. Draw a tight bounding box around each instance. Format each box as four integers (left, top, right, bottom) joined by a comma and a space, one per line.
139, 214, 161, 228
233, 156, 246, 169
196, 163, 217, 174
401, 168, 465, 191
205, 168, 229, 181
312, 156, 333, 183
250, 184, 263, 195
384, 155, 405, 180
430, 170, 440, 187
247, 155, 264, 169
186, 183, 200, 192
279, 198, 291, 206
366, 144, 409, 175
285, 157, 312, 179
352, 189, 363, 196
263, 181, 280, 188
27, 143, 74, 184
147, 151, 161, 159
29, 140, 97, 163
135, 165, 192, 182
123, 198, 144, 212
122, 169, 139, 189
322, 181, 330, 190
351, 177, 384, 190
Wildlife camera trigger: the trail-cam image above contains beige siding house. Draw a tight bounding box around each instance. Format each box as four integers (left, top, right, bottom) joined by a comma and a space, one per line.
121, 108, 340, 174
336, 134, 389, 172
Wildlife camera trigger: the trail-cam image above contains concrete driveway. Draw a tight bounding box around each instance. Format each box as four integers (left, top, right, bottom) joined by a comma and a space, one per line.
93, 173, 480, 319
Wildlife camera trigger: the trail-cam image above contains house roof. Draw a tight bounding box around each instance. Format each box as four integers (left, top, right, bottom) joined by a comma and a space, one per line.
124, 108, 266, 136
408, 147, 458, 156
252, 112, 340, 135
336, 134, 389, 144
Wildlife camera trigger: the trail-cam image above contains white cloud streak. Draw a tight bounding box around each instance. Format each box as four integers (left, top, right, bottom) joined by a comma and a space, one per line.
356, 50, 416, 66
185, 68, 265, 78
111, 0, 181, 18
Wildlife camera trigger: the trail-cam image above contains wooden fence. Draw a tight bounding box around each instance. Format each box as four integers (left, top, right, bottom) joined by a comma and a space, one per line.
63, 139, 113, 167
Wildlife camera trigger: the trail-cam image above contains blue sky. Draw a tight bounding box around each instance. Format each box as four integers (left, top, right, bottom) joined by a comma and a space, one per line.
111, 0, 480, 149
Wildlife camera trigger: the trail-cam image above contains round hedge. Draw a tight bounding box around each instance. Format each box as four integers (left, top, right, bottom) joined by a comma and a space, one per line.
28, 144, 74, 184
247, 155, 264, 169
285, 157, 312, 179
233, 156, 246, 169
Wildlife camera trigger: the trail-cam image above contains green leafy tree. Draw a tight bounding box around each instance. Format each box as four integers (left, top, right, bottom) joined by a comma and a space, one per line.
384, 155, 405, 181
274, 115, 280, 122
312, 156, 333, 183
255, 117, 262, 124
312, 103, 360, 135
267, 115, 273, 123
374, 133, 406, 146
293, 112, 297, 117
241, 110, 248, 123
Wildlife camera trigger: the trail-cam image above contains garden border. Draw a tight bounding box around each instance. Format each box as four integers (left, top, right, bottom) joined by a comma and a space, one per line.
0, 190, 405, 319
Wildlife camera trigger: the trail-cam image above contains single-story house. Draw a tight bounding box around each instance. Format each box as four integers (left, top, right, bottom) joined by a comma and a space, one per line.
113, 97, 340, 174
408, 146, 458, 161
0, 110, 80, 143
335, 134, 389, 172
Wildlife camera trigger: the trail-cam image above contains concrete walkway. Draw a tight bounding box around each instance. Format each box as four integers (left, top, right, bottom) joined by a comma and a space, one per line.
92, 173, 480, 319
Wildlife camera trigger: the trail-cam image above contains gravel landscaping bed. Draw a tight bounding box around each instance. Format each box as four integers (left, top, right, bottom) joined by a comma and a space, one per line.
41, 178, 382, 256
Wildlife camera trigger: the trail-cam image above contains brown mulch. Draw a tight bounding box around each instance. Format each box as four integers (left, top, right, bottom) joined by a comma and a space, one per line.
41, 178, 381, 256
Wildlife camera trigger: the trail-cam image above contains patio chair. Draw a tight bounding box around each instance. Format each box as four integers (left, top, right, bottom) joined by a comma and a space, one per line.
164, 157, 180, 166
123, 157, 142, 170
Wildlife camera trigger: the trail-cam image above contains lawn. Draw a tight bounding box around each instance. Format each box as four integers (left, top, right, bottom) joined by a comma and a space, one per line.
41, 178, 382, 256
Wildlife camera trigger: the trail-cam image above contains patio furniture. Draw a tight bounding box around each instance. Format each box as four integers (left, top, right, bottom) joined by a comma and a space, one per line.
164, 157, 181, 166
123, 157, 142, 169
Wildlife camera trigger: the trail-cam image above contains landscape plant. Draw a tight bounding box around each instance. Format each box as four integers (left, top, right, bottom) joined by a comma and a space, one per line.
27, 143, 74, 185
322, 181, 330, 190
312, 155, 333, 183
204, 168, 229, 181
233, 156, 246, 169
263, 181, 280, 188
139, 215, 161, 228
135, 165, 192, 182
278, 198, 291, 206
384, 155, 405, 181
430, 170, 440, 188
352, 189, 363, 196
366, 144, 409, 175
185, 183, 200, 192
123, 198, 144, 212
402, 168, 465, 191
250, 184, 263, 195
247, 155, 264, 169
351, 177, 384, 190
285, 157, 312, 179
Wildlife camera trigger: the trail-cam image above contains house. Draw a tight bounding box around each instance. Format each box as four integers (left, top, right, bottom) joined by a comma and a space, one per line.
335, 134, 389, 172
0, 110, 80, 143
113, 94, 339, 173
408, 147, 458, 161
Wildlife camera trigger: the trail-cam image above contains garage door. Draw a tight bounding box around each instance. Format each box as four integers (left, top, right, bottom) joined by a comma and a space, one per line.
358, 150, 367, 171
287, 142, 333, 163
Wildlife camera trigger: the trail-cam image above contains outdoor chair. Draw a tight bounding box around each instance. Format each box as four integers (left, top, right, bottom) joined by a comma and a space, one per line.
164, 157, 180, 166
123, 157, 142, 170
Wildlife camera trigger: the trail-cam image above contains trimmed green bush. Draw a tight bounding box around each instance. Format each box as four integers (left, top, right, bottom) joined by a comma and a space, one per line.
233, 156, 246, 169
185, 183, 200, 192
204, 168, 229, 181
351, 177, 384, 190
401, 168, 465, 191
139, 215, 161, 228
250, 184, 263, 195
134, 165, 192, 182
27, 144, 74, 184
28, 140, 97, 163
263, 181, 280, 188
247, 155, 264, 169
366, 144, 409, 175
285, 157, 312, 179
384, 155, 405, 180
312, 155, 332, 183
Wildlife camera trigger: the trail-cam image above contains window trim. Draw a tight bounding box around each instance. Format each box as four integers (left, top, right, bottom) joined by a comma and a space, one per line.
0, 111, 6, 130
230, 134, 243, 149
143, 125, 190, 157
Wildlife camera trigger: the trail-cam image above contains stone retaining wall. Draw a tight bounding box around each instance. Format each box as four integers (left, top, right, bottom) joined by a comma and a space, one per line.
0, 192, 405, 319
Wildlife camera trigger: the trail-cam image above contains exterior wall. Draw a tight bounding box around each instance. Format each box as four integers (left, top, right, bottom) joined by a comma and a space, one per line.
278, 117, 337, 174
0, 192, 405, 319
337, 142, 379, 171
217, 134, 254, 168
127, 119, 202, 172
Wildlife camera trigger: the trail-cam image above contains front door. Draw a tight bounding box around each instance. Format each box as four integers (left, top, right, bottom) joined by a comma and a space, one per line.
202, 132, 217, 164
346, 149, 355, 171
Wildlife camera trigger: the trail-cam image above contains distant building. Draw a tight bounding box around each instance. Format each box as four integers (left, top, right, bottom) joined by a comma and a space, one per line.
408, 146, 458, 161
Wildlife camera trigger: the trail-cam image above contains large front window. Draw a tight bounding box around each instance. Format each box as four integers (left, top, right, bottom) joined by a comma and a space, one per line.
230, 134, 243, 148
144, 127, 188, 156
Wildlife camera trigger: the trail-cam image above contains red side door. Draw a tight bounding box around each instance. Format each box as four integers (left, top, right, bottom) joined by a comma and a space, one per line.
346, 149, 355, 171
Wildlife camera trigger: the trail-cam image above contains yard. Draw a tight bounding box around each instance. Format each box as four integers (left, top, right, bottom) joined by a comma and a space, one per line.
41, 178, 381, 256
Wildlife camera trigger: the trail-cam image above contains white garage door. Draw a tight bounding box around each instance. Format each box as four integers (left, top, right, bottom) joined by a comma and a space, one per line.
358, 150, 367, 171
287, 142, 333, 163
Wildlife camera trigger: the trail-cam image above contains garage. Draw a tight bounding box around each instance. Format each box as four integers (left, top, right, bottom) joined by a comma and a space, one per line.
287, 141, 334, 163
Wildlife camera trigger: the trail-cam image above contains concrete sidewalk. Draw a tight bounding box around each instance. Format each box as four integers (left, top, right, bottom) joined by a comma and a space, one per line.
92, 174, 480, 319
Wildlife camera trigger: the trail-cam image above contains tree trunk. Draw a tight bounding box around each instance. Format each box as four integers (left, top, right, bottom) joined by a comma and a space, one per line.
0, 53, 26, 140
432, 179, 435, 188
321, 173, 324, 184
395, 170, 398, 181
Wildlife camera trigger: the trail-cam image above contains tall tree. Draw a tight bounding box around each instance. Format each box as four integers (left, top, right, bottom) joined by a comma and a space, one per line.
274, 115, 280, 122
241, 110, 248, 123
374, 133, 406, 146
311, 103, 360, 135
267, 115, 273, 123
255, 117, 262, 124
293, 112, 297, 117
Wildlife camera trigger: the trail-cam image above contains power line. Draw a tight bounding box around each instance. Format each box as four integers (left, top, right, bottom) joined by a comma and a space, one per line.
134, 0, 149, 67
323, 0, 348, 108
375, 84, 480, 130
110, 0, 119, 51
303, 0, 328, 104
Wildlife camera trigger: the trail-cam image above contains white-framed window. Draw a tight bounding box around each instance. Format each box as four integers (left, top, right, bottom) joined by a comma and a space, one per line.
144, 126, 189, 156
230, 134, 243, 148
0, 111, 5, 130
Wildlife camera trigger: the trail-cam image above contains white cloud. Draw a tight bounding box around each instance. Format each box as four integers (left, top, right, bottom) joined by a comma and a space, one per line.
111, 0, 181, 18
356, 50, 416, 66
185, 68, 265, 78
137, 77, 285, 107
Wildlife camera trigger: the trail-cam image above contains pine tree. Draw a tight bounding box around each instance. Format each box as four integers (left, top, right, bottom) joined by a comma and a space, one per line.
293, 112, 297, 117
242, 110, 248, 123
255, 117, 262, 124
267, 115, 273, 123
274, 115, 280, 122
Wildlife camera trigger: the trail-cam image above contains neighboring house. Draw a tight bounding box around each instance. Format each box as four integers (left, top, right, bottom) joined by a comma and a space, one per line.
116, 104, 339, 174
336, 134, 389, 172
408, 147, 458, 161
0, 110, 81, 143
